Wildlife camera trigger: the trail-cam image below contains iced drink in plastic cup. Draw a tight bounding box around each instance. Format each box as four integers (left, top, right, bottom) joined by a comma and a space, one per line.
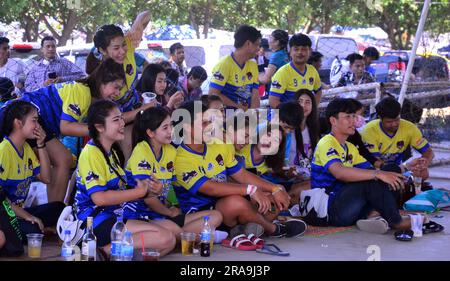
27, 233, 44, 258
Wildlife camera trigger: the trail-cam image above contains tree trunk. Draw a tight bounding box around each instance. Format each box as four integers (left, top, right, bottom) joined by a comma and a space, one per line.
85, 28, 94, 43
203, 0, 212, 39
189, 6, 201, 39
20, 13, 39, 42
58, 10, 78, 46
286, 10, 297, 34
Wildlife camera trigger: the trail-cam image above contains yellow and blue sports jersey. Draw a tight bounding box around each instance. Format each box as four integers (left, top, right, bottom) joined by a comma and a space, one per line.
209, 53, 259, 106
235, 144, 268, 176
7, 81, 91, 138
74, 140, 127, 228
361, 119, 430, 166
173, 142, 242, 214
114, 36, 140, 112
269, 63, 322, 103
0, 137, 40, 206
123, 141, 177, 220
311, 134, 372, 204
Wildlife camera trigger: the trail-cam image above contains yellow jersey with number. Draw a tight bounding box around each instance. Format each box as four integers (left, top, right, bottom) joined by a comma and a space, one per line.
173, 142, 241, 214
269, 62, 322, 103
361, 119, 430, 165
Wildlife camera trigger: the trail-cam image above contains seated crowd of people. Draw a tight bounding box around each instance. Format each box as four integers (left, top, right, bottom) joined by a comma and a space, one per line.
0, 12, 444, 258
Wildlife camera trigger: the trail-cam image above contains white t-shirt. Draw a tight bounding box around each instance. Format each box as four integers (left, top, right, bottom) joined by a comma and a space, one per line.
302, 127, 311, 157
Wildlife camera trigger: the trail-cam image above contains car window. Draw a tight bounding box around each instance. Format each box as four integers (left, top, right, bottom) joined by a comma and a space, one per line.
219, 45, 235, 58
316, 38, 358, 69
136, 47, 169, 63
183, 46, 205, 68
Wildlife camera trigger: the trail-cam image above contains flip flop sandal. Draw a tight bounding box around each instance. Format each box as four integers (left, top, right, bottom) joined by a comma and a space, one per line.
256, 244, 290, 256
422, 221, 444, 234
221, 234, 258, 251
357, 217, 389, 234
394, 229, 414, 242
247, 233, 265, 249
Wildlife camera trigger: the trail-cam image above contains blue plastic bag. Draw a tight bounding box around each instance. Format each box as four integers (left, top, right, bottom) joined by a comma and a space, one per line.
404, 189, 450, 213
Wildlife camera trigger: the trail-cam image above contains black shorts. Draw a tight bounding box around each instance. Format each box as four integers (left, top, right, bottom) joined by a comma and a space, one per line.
167, 214, 186, 228
94, 216, 128, 247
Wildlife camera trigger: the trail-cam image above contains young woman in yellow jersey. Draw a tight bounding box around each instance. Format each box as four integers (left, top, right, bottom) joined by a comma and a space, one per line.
86, 11, 153, 159
74, 100, 176, 257
0, 58, 126, 203
123, 106, 222, 241
0, 101, 65, 237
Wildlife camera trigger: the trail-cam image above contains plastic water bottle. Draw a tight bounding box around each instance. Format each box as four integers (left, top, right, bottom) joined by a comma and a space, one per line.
121, 231, 134, 261
110, 215, 127, 261
200, 216, 212, 257
61, 230, 74, 261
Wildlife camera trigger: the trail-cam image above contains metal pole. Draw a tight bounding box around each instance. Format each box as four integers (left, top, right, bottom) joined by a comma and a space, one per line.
398, 0, 431, 106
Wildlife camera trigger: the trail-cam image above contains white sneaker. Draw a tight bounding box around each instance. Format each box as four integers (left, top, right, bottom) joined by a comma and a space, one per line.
356, 217, 389, 234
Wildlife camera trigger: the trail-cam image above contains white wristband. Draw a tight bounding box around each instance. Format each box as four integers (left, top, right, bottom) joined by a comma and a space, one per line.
246, 184, 257, 196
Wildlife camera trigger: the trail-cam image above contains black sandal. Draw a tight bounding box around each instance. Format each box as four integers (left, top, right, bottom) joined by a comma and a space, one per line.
394, 229, 414, 241
423, 221, 444, 234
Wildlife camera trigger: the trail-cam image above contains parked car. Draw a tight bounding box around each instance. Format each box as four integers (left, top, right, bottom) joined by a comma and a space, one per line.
9, 42, 41, 69
308, 34, 359, 84
372, 52, 449, 83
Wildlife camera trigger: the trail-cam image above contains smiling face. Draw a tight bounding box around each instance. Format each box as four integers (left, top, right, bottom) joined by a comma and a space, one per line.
101, 36, 128, 64
17, 108, 40, 139
100, 79, 124, 101
154, 72, 167, 96
97, 107, 125, 142
148, 116, 173, 145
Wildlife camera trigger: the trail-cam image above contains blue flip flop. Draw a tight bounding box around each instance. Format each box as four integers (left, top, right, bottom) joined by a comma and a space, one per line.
256, 243, 290, 256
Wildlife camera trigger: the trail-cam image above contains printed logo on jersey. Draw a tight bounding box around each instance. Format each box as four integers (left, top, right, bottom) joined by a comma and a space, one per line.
364, 142, 375, 150
182, 170, 198, 183
396, 141, 405, 150
246, 72, 253, 81
271, 80, 282, 89
309, 77, 314, 85
85, 171, 100, 183
137, 160, 152, 170
213, 71, 225, 81
166, 161, 174, 173
68, 104, 82, 116
326, 148, 339, 157
28, 158, 33, 171
215, 154, 224, 166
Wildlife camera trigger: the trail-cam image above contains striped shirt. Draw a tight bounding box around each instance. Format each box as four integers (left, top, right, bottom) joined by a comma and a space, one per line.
25, 57, 85, 92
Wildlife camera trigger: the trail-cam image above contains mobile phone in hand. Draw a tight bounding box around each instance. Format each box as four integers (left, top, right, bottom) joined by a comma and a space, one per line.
48, 72, 57, 79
